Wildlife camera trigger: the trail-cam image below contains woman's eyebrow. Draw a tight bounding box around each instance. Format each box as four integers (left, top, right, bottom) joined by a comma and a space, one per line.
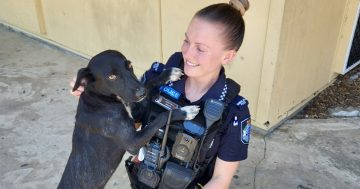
185, 33, 209, 48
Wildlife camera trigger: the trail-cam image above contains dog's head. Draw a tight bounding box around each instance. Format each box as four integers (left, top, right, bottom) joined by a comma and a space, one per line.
72, 50, 146, 102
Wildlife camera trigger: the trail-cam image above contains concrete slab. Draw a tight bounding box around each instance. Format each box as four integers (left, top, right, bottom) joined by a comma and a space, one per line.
1, 25, 360, 189
234, 118, 360, 189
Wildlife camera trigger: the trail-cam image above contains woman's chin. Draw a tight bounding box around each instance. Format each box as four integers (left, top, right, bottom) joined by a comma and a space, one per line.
184, 67, 198, 78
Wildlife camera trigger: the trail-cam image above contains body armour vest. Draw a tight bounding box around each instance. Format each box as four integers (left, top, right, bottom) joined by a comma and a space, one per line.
126, 52, 241, 189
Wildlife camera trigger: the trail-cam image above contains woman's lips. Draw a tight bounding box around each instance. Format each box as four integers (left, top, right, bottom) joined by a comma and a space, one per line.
185, 60, 199, 67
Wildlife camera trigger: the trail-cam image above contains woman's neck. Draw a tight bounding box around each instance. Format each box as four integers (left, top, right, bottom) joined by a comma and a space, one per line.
185, 72, 220, 102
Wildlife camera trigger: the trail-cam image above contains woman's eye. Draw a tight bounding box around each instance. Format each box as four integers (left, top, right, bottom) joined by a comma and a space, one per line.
108, 74, 117, 80
197, 47, 205, 53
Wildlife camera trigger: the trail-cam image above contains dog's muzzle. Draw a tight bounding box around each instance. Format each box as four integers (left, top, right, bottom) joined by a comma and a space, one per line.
135, 87, 146, 102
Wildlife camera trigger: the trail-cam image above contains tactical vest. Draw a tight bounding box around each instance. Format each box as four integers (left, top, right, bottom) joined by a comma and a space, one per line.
125, 53, 240, 189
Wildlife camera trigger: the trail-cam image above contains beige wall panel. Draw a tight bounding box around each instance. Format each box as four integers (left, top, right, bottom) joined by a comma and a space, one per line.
226, 0, 271, 121
268, 0, 348, 126
332, 0, 360, 74
161, 0, 222, 60
0, 1, 40, 34
161, 0, 271, 120
42, 0, 161, 75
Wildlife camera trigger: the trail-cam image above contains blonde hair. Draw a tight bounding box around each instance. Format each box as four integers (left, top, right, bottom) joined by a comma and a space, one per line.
195, 3, 246, 51
229, 0, 250, 15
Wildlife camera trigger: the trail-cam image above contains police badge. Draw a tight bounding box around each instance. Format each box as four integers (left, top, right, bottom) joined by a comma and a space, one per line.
240, 118, 251, 144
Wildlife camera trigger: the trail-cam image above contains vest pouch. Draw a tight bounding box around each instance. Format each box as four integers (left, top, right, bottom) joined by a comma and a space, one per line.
159, 162, 195, 189
137, 164, 161, 188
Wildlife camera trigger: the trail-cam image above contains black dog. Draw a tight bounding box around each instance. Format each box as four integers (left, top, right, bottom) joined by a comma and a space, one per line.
58, 50, 199, 189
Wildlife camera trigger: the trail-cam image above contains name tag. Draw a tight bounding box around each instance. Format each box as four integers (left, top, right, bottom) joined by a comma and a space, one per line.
160, 86, 181, 100
153, 95, 180, 110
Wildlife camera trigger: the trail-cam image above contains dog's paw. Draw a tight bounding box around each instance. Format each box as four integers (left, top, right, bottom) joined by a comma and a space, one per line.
168, 68, 183, 82
180, 105, 200, 120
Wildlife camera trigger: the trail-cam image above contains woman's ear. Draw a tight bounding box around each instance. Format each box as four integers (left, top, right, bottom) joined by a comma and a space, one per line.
72, 68, 92, 92
222, 50, 237, 65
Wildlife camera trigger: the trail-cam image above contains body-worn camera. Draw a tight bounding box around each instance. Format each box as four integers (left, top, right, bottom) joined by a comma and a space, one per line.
171, 132, 198, 162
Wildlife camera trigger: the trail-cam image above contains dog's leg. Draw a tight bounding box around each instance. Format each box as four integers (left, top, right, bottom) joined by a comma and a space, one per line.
145, 67, 183, 89
176, 106, 201, 120
132, 68, 183, 121
123, 105, 199, 154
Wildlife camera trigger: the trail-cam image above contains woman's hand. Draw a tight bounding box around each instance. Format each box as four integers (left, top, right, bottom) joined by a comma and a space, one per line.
69, 76, 85, 97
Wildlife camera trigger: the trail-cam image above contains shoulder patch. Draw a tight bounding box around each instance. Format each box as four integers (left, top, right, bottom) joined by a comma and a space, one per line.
231, 95, 249, 108
151, 62, 165, 73
240, 118, 251, 144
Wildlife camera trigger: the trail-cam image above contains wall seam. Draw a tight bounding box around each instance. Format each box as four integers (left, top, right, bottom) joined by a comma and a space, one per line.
159, 0, 164, 62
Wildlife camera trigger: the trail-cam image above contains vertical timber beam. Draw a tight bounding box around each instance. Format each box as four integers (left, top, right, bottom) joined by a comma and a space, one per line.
34, 0, 46, 35
254, 0, 286, 131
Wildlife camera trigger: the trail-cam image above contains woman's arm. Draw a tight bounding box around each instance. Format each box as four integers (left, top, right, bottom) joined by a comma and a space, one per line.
203, 157, 240, 189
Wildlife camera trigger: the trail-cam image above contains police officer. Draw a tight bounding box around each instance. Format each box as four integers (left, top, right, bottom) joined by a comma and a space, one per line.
126, 1, 251, 188
71, 1, 251, 188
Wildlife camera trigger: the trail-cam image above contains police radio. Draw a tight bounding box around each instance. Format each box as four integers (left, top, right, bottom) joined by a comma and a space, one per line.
193, 99, 224, 170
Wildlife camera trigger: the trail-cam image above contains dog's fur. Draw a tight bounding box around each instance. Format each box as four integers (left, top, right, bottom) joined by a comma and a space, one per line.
58, 50, 199, 189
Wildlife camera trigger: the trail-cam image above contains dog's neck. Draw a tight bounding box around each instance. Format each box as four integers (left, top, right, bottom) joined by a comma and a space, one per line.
81, 90, 133, 119
84, 90, 118, 103
115, 96, 133, 119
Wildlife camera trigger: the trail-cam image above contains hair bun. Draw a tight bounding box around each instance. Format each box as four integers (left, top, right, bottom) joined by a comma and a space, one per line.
229, 0, 250, 15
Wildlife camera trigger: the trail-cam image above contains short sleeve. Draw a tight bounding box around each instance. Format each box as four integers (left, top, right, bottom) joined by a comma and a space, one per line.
217, 96, 251, 161
139, 61, 166, 85
140, 52, 183, 85
164, 52, 183, 68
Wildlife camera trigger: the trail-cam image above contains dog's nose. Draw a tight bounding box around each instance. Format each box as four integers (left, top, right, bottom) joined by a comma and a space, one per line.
135, 87, 146, 98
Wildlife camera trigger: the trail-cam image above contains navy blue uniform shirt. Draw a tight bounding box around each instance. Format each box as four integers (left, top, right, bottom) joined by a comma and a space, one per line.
141, 52, 251, 161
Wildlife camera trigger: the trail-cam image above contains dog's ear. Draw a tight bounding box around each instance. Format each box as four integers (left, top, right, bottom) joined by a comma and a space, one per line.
72, 67, 93, 92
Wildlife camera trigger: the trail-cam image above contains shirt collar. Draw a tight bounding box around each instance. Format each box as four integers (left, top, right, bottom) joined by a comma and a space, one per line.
171, 67, 227, 104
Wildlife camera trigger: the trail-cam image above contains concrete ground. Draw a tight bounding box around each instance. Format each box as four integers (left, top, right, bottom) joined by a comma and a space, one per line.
1, 25, 359, 189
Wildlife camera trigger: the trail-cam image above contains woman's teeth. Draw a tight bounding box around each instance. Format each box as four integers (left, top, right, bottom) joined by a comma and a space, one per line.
186, 61, 199, 67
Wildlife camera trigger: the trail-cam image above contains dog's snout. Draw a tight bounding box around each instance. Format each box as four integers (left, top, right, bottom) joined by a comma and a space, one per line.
135, 87, 146, 99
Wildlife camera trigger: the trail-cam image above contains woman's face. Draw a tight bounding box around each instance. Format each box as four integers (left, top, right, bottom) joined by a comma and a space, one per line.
181, 17, 235, 80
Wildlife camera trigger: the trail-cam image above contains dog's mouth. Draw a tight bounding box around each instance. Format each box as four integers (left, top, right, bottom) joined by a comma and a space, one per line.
116, 95, 146, 103
135, 94, 146, 102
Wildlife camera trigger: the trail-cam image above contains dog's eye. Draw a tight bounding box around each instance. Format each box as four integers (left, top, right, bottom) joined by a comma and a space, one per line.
108, 74, 117, 80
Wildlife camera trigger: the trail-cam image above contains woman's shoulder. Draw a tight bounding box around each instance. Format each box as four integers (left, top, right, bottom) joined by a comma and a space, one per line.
165, 52, 183, 68
225, 95, 250, 121
230, 95, 249, 109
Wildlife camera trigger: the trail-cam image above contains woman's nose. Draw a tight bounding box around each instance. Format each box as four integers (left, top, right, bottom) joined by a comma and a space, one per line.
182, 44, 192, 59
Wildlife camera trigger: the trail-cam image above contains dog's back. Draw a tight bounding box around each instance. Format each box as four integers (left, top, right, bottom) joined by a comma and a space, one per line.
58, 92, 130, 189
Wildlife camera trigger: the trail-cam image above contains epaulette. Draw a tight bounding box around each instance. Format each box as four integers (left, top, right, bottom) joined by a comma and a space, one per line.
150, 61, 165, 73
224, 78, 241, 104
231, 95, 249, 108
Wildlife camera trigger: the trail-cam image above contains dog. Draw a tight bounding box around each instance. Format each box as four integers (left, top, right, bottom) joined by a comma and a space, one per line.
58, 50, 199, 189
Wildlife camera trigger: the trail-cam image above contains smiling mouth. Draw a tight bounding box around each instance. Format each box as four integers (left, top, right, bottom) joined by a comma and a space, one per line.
185, 60, 199, 67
